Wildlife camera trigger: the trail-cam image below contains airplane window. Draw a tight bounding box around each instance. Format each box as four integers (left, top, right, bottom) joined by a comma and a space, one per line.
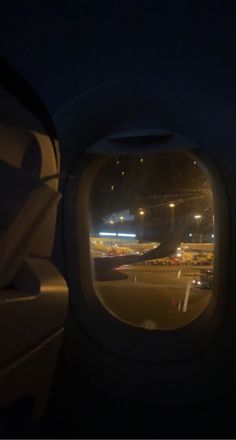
89, 152, 215, 330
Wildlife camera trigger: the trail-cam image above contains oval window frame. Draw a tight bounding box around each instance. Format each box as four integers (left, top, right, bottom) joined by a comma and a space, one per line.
64, 130, 230, 363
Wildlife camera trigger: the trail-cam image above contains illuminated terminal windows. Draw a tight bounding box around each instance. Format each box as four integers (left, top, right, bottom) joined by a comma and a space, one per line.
89, 152, 215, 330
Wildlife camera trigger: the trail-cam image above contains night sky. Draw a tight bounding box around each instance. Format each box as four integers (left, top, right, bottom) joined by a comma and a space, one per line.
90, 151, 214, 241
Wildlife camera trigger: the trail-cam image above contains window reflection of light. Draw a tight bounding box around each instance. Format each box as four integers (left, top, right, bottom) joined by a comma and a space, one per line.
99, 232, 117, 236
117, 233, 136, 237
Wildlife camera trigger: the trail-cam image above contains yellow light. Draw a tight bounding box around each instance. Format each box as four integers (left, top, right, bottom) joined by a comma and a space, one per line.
120, 216, 124, 220
169, 202, 175, 208
140, 158, 144, 163
139, 210, 145, 216
194, 214, 202, 219
110, 220, 114, 224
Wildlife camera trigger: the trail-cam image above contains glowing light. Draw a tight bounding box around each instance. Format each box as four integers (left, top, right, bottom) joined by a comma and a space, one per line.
194, 214, 202, 219
169, 202, 175, 208
99, 232, 117, 236
121, 171, 125, 175
110, 185, 114, 191
117, 233, 136, 237
140, 158, 144, 163
116, 160, 120, 165
189, 233, 193, 237
120, 216, 124, 220
139, 210, 145, 216
99, 232, 136, 238
110, 220, 114, 224
211, 234, 214, 238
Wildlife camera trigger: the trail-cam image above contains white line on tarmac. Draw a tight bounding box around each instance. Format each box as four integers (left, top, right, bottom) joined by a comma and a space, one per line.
177, 269, 182, 278
183, 281, 192, 312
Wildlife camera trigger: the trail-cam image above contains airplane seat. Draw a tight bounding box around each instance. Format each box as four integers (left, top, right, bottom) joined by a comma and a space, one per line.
0, 123, 60, 289
0, 84, 68, 428
0, 160, 38, 235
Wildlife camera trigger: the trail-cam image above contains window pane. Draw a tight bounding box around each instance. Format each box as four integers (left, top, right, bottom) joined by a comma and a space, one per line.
89, 152, 215, 330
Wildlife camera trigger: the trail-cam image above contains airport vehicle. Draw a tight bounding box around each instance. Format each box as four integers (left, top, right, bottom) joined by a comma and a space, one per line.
1, 3, 236, 438
192, 269, 213, 289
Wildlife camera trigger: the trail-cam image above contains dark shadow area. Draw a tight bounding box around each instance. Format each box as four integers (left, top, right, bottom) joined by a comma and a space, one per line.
37, 313, 236, 439
0, 397, 35, 438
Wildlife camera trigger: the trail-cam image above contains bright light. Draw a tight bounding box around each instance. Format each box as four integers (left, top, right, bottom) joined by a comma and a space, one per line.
139, 210, 145, 216
99, 232, 136, 237
116, 160, 120, 165
110, 185, 114, 191
193, 161, 197, 165
211, 234, 214, 238
120, 216, 124, 220
99, 232, 117, 236
177, 247, 181, 251
169, 202, 175, 208
121, 170, 125, 175
197, 281, 201, 285
189, 233, 193, 237
176, 253, 182, 257
140, 158, 144, 163
110, 220, 114, 224
194, 214, 202, 219
117, 233, 136, 237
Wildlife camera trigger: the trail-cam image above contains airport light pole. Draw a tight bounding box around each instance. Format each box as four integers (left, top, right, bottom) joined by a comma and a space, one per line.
194, 214, 202, 242
169, 202, 176, 232
139, 209, 145, 241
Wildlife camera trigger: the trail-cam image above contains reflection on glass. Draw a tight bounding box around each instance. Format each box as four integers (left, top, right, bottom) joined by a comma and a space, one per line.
89, 152, 215, 330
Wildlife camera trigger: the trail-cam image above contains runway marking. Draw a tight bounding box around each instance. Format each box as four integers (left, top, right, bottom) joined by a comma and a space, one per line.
177, 269, 182, 278
183, 281, 192, 312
